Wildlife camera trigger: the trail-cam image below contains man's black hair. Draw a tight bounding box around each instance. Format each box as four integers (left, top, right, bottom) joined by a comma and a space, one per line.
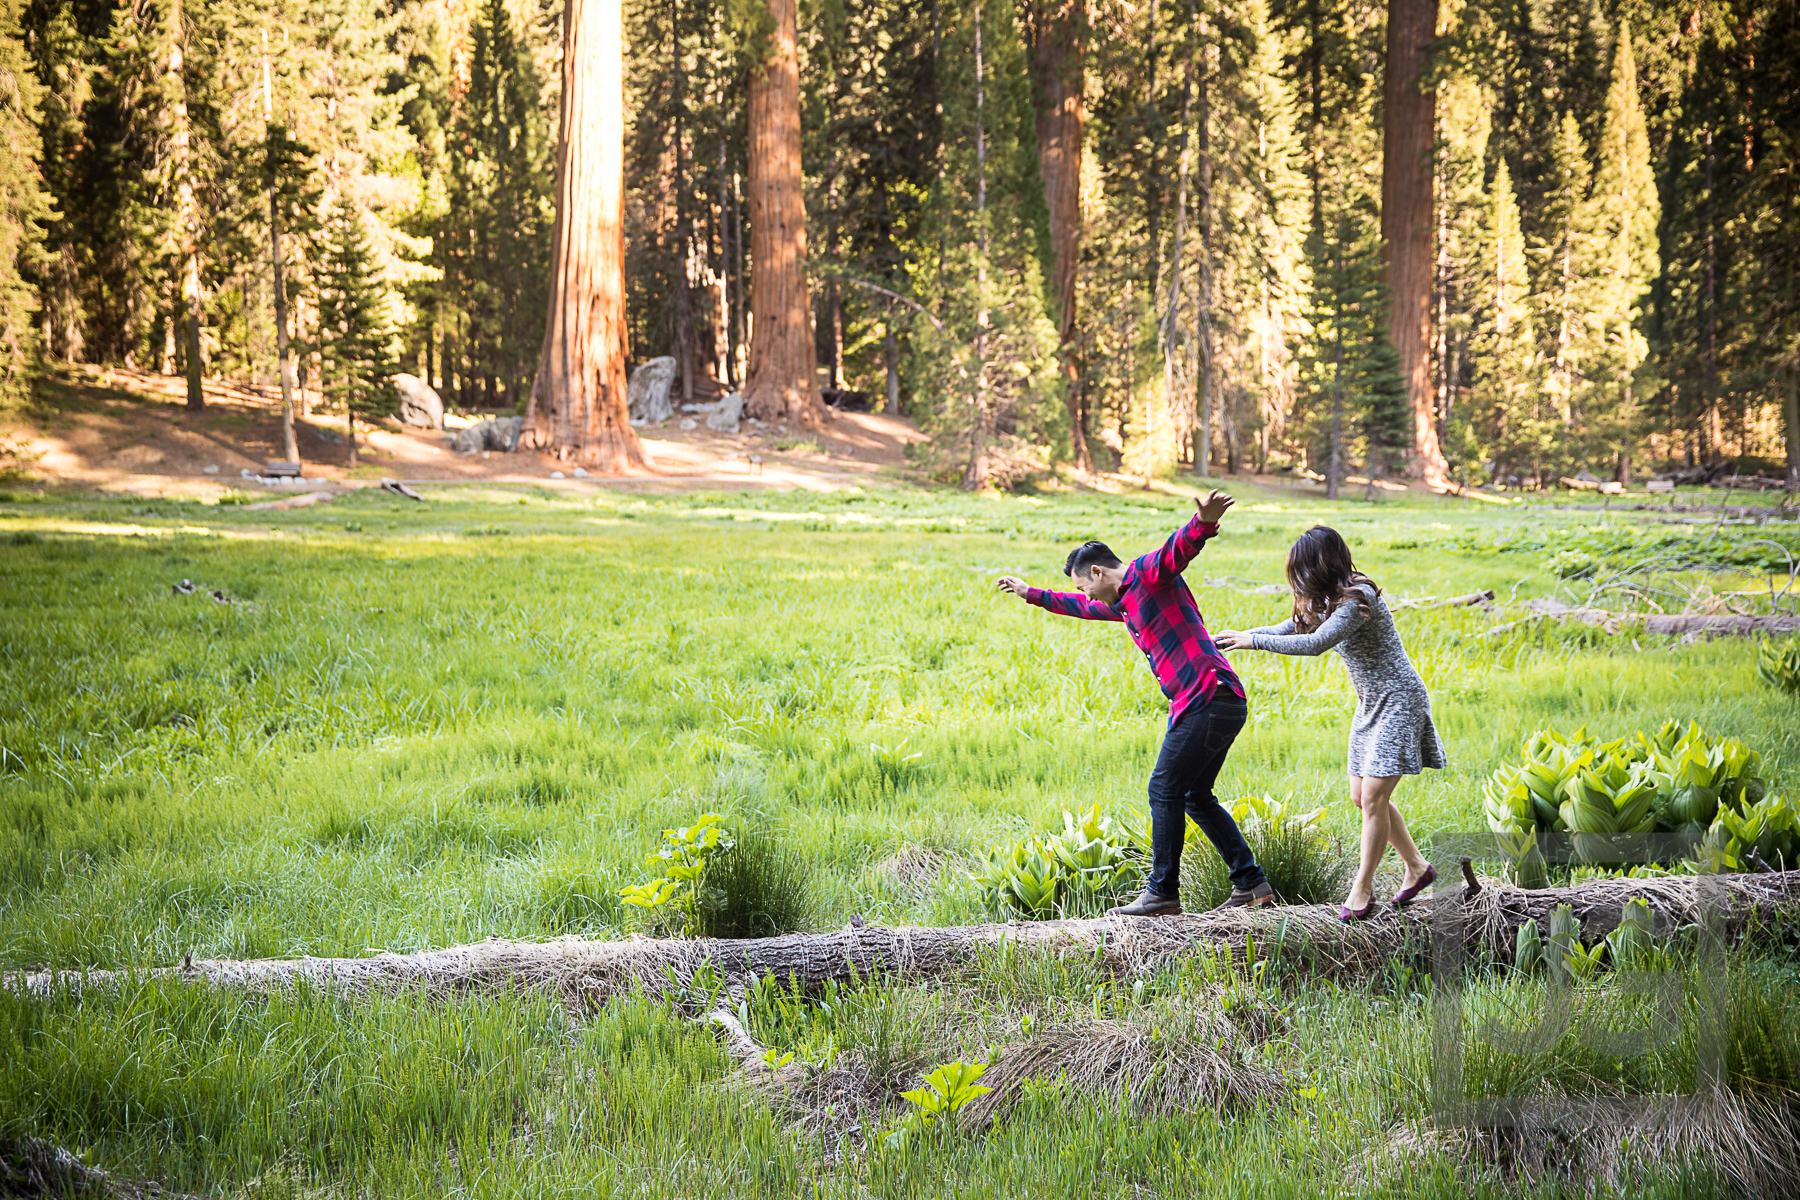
1064, 540, 1122, 577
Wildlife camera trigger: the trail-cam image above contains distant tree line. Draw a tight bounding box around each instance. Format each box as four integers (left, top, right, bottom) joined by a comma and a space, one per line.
0, 0, 1795, 487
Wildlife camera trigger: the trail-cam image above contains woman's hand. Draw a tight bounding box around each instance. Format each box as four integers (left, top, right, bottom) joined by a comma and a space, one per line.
1195, 489, 1234, 523
995, 575, 1031, 598
1214, 629, 1254, 652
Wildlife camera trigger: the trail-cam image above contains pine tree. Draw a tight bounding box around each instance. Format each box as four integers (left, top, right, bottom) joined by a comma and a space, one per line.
1429, 72, 1491, 478
909, 0, 1058, 488
315, 193, 396, 467
1470, 160, 1545, 484
0, 0, 49, 408
1301, 144, 1406, 497
1530, 109, 1596, 478
1218, 0, 1309, 473
436, 0, 552, 411
1584, 21, 1657, 477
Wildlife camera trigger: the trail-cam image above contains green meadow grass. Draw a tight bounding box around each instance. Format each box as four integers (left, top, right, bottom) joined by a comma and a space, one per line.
0, 478, 1795, 1196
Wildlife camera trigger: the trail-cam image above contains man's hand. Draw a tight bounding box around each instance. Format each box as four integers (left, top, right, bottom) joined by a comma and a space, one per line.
1195, 489, 1234, 524
995, 575, 1031, 598
1214, 629, 1254, 652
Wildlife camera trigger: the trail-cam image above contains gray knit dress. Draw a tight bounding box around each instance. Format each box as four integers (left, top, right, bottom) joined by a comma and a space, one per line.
1247, 583, 1447, 778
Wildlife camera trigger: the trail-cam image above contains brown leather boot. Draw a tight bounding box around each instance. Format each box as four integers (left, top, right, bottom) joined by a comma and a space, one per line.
1210, 881, 1277, 911
1107, 889, 1183, 917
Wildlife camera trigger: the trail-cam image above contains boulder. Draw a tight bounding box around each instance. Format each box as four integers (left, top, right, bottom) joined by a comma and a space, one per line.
491, 416, 524, 451
393, 374, 444, 429
706, 392, 745, 434
627, 357, 678, 423
451, 416, 525, 454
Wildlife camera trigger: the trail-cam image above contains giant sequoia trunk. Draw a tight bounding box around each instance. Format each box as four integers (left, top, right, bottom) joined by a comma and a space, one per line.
527, 0, 649, 472
16, 871, 1793, 1003
1379, 0, 1445, 483
742, 0, 823, 425
1025, 0, 1090, 471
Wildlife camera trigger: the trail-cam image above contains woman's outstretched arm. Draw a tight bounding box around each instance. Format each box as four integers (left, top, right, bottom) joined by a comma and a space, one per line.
1247, 600, 1364, 657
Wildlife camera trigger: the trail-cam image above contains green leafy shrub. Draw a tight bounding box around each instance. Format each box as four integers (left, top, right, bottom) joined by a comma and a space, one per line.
619, 814, 810, 938
970, 807, 1140, 919
1759, 640, 1800, 696
880, 1059, 993, 1148
619, 813, 733, 936
1484, 721, 1771, 875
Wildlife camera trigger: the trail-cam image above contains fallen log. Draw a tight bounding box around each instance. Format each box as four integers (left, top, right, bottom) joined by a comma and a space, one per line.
11, 870, 1796, 1005
241, 490, 335, 512
1487, 598, 1800, 638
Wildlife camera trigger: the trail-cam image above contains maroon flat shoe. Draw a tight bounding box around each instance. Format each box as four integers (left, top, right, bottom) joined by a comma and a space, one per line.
1337, 900, 1377, 922
1392, 864, 1437, 905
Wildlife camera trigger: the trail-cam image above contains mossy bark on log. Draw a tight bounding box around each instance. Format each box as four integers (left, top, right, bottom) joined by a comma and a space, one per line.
12, 871, 1796, 1003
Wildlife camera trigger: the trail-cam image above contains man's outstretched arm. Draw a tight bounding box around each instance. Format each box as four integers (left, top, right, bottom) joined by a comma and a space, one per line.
1136, 489, 1234, 585
996, 576, 1123, 622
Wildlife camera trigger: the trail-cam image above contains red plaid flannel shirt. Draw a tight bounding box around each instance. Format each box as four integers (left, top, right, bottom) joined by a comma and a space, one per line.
1024, 514, 1245, 725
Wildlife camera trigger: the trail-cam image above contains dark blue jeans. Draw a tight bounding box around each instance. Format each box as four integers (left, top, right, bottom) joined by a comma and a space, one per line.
1144, 692, 1263, 898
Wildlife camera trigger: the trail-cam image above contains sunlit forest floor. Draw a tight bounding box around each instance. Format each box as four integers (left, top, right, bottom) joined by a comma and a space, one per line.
2, 477, 1798, 1196
1, 366, 928, 495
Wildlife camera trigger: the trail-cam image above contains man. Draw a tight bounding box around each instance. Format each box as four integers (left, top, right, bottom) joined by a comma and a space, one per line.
995, 490, 1274, 916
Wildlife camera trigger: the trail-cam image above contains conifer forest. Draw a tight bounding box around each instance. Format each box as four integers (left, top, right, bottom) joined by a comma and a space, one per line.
2, 0, 1797, 489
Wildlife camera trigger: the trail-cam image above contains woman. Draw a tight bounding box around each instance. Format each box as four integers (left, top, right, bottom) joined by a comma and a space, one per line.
1216, 526, 1444, 920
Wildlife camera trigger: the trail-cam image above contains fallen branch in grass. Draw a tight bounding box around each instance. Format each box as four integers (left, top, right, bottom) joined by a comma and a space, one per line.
241, 490, 334, 512
0, 1135, 195, 1200
1484, 598, 1800, 638
12, 870, 1797, 1004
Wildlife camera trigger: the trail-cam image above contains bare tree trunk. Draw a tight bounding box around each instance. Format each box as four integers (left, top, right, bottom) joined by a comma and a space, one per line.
170, 0, 203, 411
1380, 0, 1445, 482
526, 0, 650, 473
263, 45, 299, 465
743, 0, 823, 424
1330, 237, 1344, 500
1026, 0, 1091, 471
671, 14, 695, 404
964, 2, 991, 491
1785, 359, 1799, 494
1194, 12, 1217, 476
884, 313, 900, 413
1164, 7, 1193, 471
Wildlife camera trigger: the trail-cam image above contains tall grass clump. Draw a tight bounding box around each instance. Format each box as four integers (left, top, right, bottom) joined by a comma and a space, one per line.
701, 827, 812, 938
1179, 796, 1352, 910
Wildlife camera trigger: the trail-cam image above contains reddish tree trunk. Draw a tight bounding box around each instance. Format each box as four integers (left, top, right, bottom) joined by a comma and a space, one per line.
742, 0, 823, 424
527, 0, 649, 473
1380, 0, 1446, 482
1025, 0, 1090, 471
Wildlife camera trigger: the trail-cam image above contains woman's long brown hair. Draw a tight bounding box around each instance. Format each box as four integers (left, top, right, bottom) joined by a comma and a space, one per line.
1286, 525, 1379, 632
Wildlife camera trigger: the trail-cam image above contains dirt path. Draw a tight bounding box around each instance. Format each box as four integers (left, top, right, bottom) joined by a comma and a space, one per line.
4, 366, 932, 497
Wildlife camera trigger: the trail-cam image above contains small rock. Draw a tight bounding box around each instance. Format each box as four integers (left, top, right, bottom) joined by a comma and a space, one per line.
203, 465, 220, 475
630, 417, 647, 428
679, 418, 697, 431
573, 467, 588, 478
550, 471, 565, 479
240, 468, 255, 478
706, 392, 744, 434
